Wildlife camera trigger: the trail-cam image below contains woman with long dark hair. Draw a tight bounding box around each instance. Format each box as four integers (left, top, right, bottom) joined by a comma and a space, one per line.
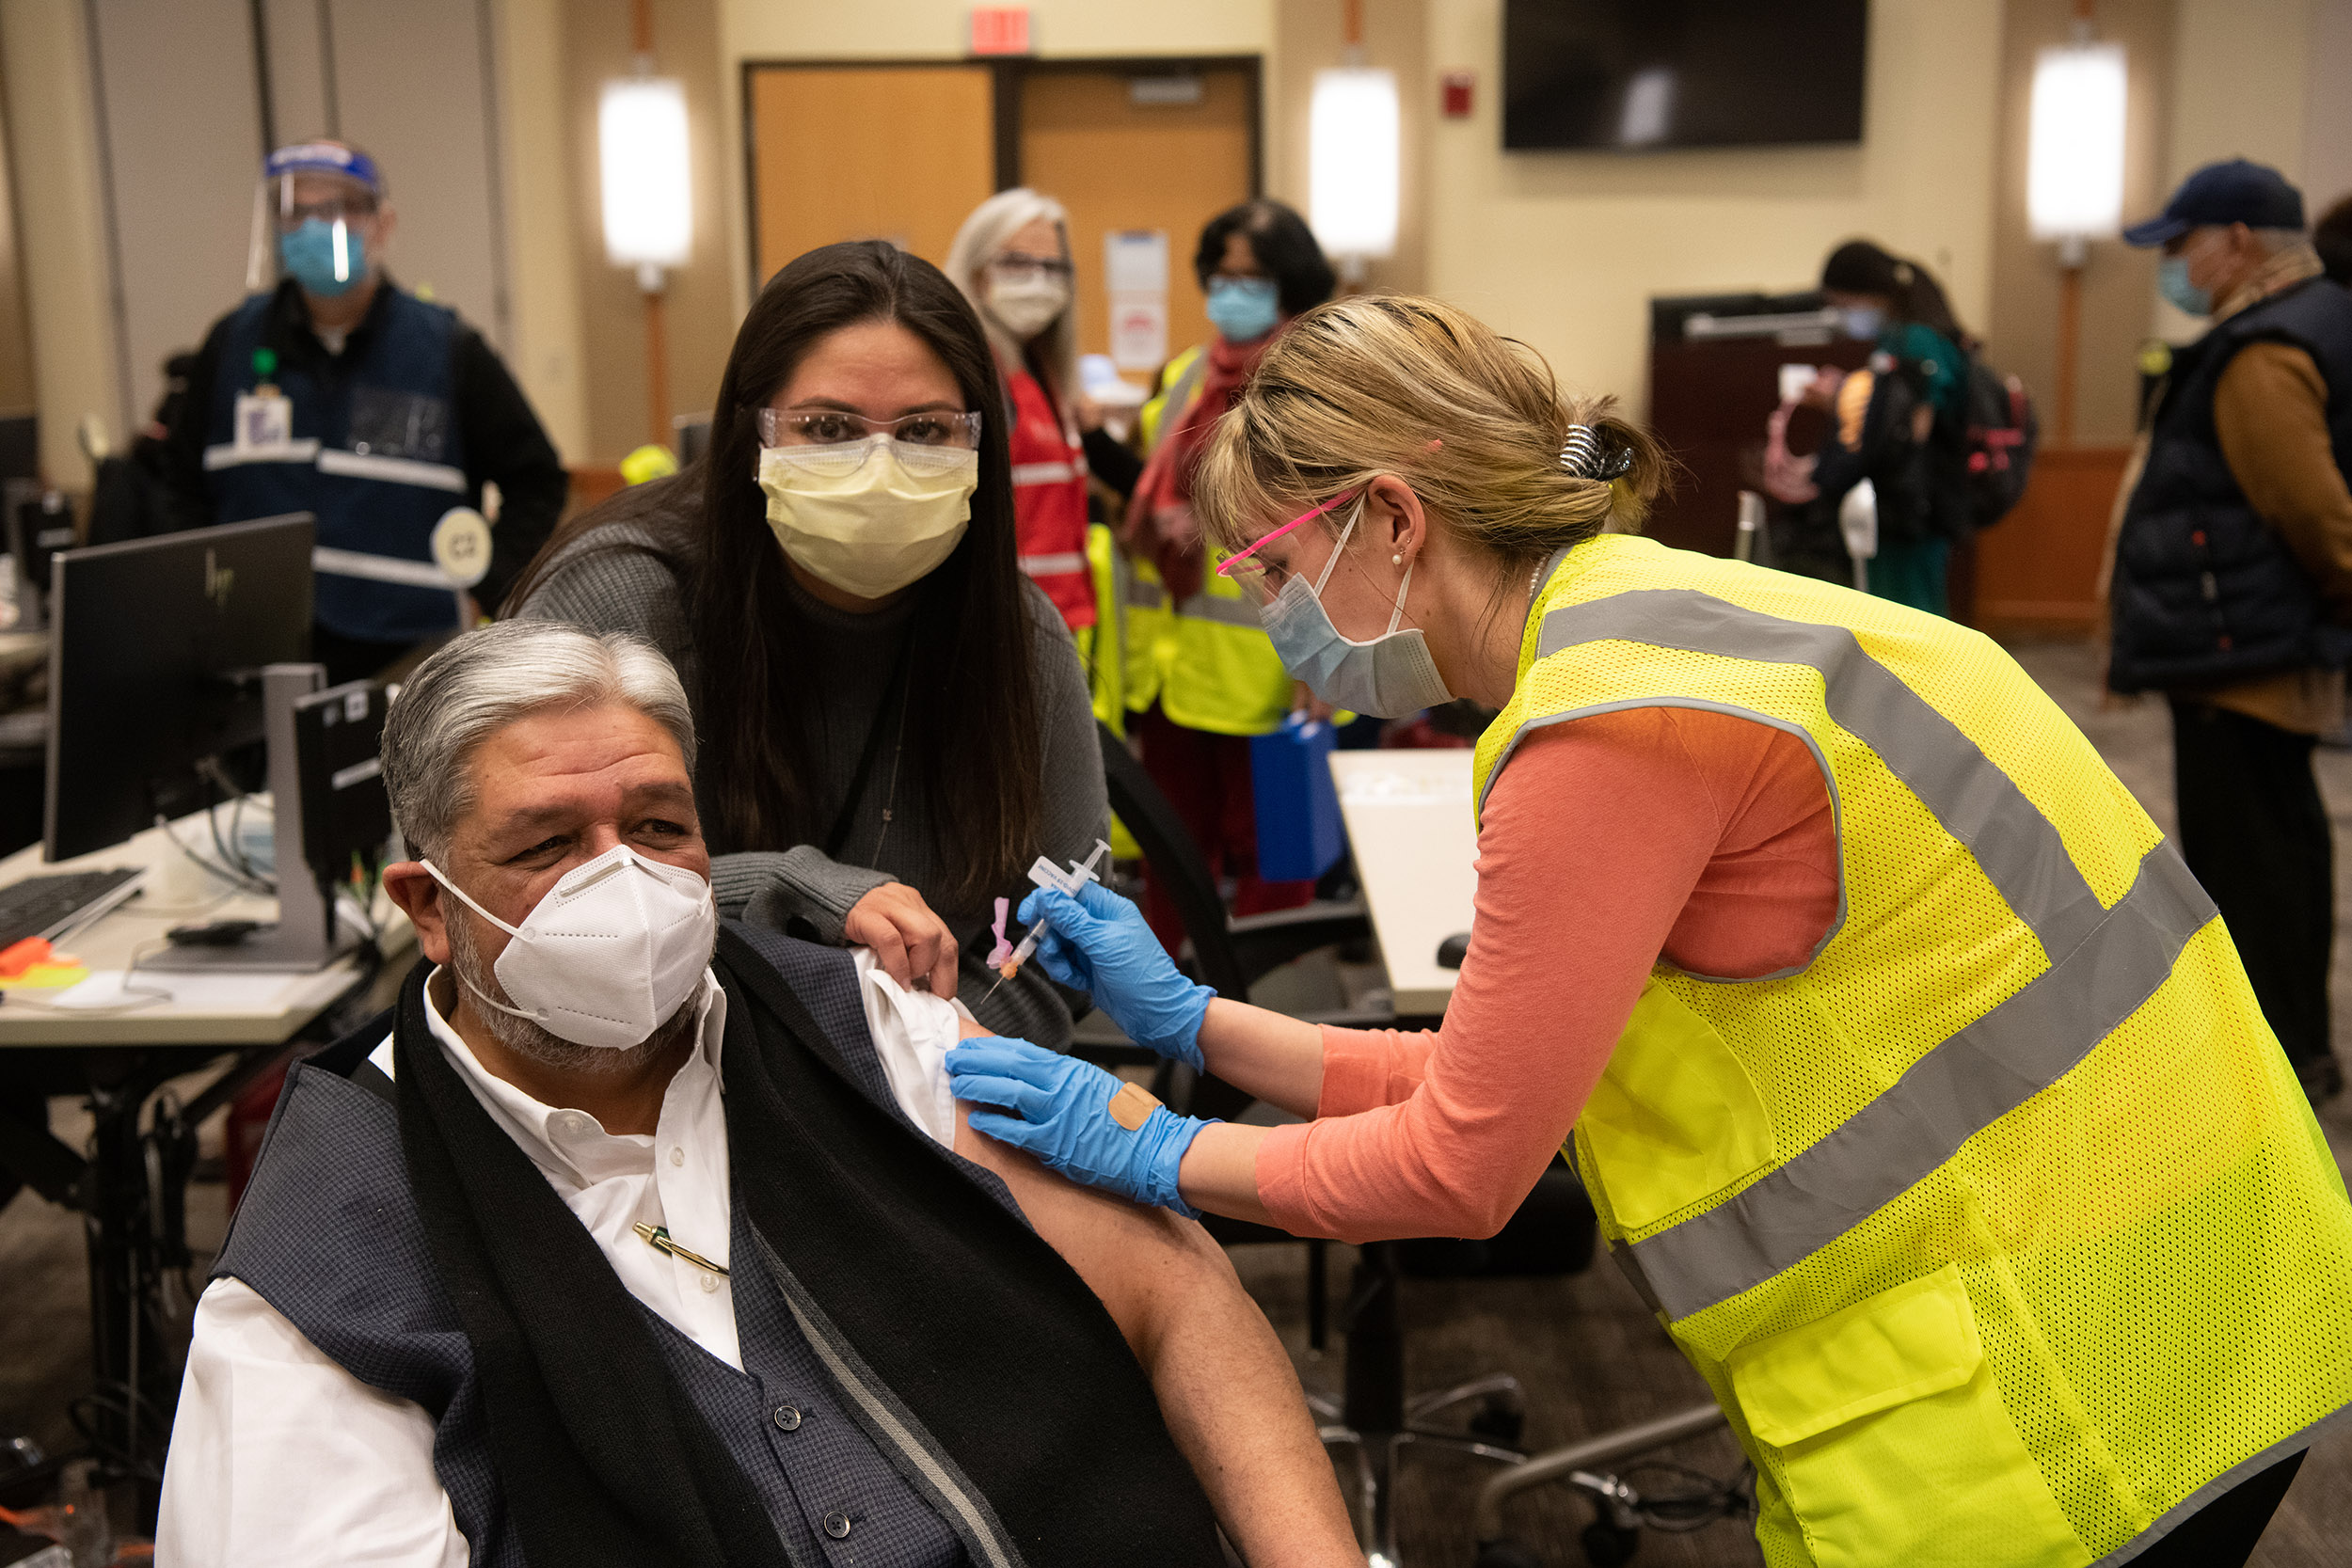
506, 242, 1104, 1046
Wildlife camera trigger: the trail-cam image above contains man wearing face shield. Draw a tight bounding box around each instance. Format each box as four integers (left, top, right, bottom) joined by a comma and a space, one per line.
155, 619, 1359, 1568
160, 140, 567, 684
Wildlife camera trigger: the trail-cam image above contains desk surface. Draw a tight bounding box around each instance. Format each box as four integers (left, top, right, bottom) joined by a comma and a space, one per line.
1329, 749, 1478, 1017
0, 806, 411, 1047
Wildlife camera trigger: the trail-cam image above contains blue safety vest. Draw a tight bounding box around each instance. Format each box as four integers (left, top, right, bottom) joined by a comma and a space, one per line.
202, 286, 469, 644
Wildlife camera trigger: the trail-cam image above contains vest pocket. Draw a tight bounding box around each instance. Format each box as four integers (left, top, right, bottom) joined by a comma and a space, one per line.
1579, 982, 1774, 1231
1728, 1265, 2089, 1568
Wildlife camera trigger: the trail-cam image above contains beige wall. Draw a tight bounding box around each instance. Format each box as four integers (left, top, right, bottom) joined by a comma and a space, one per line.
1985, 0, 2174, 447
496, 0, 589, 462
0, 36, 40, 419
0, 0, 120, 489
1422, 0, 2005, 417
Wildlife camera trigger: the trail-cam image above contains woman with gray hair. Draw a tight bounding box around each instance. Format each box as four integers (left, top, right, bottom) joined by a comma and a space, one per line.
945, 187, 1126, 630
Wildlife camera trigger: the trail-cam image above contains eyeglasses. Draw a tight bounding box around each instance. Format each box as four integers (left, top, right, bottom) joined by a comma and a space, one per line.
757, 406, 983, 451
991, 254, 1074, 282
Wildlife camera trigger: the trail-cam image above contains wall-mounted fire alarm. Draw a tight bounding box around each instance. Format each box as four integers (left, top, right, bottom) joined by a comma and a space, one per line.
1441, 71, 1475, 119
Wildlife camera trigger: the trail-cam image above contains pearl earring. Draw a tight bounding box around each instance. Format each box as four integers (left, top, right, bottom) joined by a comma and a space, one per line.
1392, 552, 1404, 565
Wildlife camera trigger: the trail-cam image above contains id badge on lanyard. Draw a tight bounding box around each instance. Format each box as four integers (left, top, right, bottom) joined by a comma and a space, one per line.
233, 346, 294, 453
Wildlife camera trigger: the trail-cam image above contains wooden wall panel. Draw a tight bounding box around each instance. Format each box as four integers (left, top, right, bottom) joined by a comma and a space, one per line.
747, 65, 995, 280
1972, 445, 2134, 630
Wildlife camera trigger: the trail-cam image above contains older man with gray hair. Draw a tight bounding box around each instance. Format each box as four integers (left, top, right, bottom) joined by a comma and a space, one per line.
157, 620, 1358, 1568
2110, 157, 2352, 1104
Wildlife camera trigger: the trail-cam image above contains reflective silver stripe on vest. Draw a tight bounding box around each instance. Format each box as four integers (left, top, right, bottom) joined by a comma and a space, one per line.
1010, 461, 1078, 486
1123, 571, 1164, 610
312, 545, 459, 591
1018, 551, 1087, 578
1518, 587, 2217, 1322
1173, 588, 1263, 629
202, 438, 322, 468
315, 448, 468, 494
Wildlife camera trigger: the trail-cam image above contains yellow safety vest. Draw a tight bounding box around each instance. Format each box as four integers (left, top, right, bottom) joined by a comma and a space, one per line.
1473, 533, 2352, 1567
1120, 344, 1295, 737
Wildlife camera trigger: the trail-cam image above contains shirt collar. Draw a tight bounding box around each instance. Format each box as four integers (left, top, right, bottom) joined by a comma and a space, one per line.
420, 966, 727, 1187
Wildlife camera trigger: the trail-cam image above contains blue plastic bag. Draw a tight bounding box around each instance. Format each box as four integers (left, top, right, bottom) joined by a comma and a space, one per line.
1250, 712, 1345, 883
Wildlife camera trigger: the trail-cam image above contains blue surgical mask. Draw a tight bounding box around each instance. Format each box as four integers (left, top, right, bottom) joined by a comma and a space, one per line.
2158, 255, 2213, 317
1256, 498, 1453, 719
1205, 277, 1280, 344
278, 217, 367, 299
1838, 305, 1886, 341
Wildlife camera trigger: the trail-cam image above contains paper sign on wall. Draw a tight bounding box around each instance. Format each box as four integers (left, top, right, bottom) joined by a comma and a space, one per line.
1105, 230, 1169, 372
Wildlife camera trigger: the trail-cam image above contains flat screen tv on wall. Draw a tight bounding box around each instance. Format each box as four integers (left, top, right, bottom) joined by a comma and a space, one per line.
1502, 0, 1868, 152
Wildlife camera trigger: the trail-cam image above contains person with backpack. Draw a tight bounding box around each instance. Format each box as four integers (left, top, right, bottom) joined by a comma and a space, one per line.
2108, 159, 2352, 1105
1768, 242, 1980, 615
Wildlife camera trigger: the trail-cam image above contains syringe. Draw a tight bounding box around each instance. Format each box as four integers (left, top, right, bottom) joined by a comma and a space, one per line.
979, 838, 1113, 1007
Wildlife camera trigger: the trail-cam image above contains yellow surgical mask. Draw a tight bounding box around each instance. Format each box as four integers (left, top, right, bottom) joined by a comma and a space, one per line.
757, 436, 978, 600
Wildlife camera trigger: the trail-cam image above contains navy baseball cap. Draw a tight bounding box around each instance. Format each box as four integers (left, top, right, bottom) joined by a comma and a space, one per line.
2123, 159, 2303, 246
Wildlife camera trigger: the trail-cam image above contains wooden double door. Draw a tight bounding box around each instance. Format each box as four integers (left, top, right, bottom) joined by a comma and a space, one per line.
745, 57, 1260, 366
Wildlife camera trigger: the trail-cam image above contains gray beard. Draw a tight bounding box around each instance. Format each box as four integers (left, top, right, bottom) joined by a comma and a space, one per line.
442, 911, 700, 1078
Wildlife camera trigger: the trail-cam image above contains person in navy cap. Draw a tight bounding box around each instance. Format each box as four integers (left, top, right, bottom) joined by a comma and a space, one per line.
161, 139, 567, 684
2109, 157, 2352, 1103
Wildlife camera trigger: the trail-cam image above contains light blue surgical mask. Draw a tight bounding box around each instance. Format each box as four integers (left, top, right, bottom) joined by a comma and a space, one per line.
1205, 277, 1280, 344
2158, 255, 2213, 317
278, 217, 367, 299
1257, 498, 1453, 719
1838, 305, 1886, 341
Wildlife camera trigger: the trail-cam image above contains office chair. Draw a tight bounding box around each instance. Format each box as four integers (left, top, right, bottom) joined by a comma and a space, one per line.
1090, 721, 1613, 1563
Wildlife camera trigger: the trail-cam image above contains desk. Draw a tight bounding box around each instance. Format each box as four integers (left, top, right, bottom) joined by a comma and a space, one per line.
1328, 750, 1479, 1017
0, 810, 409, 1510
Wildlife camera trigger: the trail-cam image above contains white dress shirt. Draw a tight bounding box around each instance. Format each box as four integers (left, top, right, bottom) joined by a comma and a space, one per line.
156, 953, 969, 1568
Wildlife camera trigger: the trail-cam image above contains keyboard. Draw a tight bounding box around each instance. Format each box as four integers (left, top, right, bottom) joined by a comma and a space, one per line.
0, 868, 145, 950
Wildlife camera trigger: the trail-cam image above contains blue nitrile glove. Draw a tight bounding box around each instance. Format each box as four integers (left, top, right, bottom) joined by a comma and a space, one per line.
1017, 881, 1214, 1069
947, 1037, 1214, 1217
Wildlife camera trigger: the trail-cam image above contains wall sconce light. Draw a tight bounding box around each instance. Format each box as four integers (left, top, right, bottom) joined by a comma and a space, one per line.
1310, 65, 1400, 279
2026, 27, 2125, 448
2026, 40, 2126, 262
599, 75, 691, 290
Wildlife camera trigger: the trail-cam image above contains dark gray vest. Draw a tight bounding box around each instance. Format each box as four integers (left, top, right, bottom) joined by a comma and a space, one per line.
2109, 277, 2352, 692
215, 932, 1001, 1567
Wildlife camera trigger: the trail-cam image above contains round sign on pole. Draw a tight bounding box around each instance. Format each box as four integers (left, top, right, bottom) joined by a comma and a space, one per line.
431, 507, 493, 588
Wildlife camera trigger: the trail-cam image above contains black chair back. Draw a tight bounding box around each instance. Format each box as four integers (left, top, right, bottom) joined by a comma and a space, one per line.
1093, 721, 1249, 997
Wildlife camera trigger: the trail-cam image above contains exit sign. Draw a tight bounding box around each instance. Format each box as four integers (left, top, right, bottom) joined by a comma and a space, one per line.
970, 5, 1030, 55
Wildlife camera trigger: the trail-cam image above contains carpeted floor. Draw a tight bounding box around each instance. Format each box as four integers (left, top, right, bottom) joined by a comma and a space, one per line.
2, 633, 2347, 1566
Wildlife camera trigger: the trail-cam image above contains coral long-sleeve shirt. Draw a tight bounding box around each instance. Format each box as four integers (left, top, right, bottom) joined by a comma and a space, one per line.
1255, 706, 1841, 1243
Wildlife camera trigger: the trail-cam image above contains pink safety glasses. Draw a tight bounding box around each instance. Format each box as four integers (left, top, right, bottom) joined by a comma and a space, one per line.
1215, 489, 1362, 578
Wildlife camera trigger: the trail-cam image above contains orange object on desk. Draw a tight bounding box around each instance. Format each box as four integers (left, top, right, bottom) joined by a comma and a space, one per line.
0, 936, 52, 976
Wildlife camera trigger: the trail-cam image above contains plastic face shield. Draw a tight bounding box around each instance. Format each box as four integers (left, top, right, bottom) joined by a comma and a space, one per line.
244, 143, 384, 294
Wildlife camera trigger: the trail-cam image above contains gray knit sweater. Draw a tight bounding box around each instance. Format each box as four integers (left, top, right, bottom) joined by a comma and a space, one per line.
511, 488, 1106, 1048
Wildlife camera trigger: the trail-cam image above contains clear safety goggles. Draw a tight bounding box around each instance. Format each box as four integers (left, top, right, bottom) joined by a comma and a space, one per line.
989, 253, 1075, 283
757, 406, 981, 453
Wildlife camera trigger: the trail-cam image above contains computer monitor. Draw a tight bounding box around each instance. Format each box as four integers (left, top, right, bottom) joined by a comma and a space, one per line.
294, 678, 393, 931
45, 514, 315, 862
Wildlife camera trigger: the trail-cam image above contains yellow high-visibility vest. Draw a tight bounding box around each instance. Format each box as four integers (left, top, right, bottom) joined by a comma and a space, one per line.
1474, 533, 2352, 1567
1122, 343, 1294, 738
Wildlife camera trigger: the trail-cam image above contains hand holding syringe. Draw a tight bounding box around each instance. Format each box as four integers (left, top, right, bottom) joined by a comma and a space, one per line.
982, 838, 1114, 1006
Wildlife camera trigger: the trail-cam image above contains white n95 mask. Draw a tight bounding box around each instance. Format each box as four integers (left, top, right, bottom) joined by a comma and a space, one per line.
758, 437, 978, 601
422, 845, 717, 1051
1258, 497, 1454, 719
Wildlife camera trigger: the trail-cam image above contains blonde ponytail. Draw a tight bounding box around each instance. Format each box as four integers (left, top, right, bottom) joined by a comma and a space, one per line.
1194, 294, 1672, 576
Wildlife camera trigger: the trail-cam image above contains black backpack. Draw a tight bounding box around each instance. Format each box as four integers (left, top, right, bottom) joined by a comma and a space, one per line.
1957, 356, 2037, 531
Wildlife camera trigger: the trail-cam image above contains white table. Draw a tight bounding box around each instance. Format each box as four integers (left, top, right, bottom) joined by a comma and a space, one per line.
0, 810, 407, 1046
1328, 749, 1480, 1017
